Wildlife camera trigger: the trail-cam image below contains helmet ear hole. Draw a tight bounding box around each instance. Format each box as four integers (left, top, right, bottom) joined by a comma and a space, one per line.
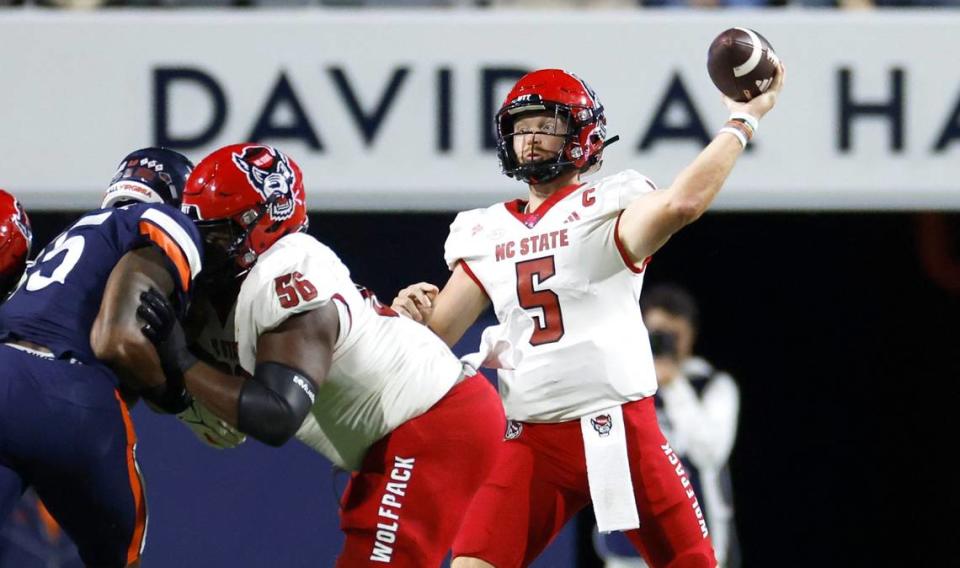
239, 209, 259, 226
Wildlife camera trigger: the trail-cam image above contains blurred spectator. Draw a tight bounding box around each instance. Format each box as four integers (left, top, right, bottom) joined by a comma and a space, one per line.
486, 0, 638, 7
595, 284, 741, 568
642, 0, 767, 7
786, 0, 960, 6
312, 0, 477, 6
36, 0, 108, 7
6, 0, 960, 7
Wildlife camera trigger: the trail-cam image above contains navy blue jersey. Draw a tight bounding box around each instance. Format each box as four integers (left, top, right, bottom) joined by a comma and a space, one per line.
0, 203, 202, 369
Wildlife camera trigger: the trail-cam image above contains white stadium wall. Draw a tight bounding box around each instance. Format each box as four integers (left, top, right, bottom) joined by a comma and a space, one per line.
1, 10, 959, 211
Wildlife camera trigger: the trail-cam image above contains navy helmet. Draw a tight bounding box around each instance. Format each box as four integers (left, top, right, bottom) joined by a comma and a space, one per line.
101, 147, 194, 209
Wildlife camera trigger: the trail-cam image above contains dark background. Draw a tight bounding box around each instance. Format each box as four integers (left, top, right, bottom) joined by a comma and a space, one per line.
6, 209, 959, 567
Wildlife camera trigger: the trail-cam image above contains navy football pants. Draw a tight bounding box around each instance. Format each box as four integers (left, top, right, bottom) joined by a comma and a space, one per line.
0, 345, 146, 567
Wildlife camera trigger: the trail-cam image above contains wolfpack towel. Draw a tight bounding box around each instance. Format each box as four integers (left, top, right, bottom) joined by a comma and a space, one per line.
581, 405, 640, 532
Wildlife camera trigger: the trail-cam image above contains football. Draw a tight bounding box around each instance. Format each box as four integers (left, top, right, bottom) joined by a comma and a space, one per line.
707, 27, 780, 102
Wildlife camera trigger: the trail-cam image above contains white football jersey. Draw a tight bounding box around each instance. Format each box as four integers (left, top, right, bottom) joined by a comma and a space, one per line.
235, 232, 466, 470
191, 297, 243, 376
445, 170, 659, 423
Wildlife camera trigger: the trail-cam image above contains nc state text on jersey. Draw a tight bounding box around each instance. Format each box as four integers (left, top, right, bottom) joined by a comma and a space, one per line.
495, 229, 570, 261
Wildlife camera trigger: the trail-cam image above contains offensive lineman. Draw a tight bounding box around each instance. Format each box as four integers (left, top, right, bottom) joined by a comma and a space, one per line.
137, 143, 505, 566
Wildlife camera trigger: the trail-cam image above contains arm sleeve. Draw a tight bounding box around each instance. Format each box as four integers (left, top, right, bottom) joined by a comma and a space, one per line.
237, 361, 317, 447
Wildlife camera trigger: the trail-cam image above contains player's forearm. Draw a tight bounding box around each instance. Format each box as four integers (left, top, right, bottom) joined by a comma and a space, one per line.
664, 59, 782, 224
426, 266, 490, 347
184, 361, 244, 427
664, 133, 744, 223
427, 311, 475, 348
93, 248, 177, 390
92, 328, 168, 391
617, 133, 745, 262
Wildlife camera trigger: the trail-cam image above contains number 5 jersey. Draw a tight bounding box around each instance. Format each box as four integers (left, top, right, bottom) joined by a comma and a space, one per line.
444, 170, 661, 423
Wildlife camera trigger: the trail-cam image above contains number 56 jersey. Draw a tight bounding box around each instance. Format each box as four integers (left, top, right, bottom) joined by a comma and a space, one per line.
234, 232, 466, 470
445, 170, 660, 423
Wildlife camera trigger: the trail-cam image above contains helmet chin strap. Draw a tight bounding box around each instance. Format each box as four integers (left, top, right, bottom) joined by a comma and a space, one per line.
513, 140, 572, 185
521, 134, 621, 184
515, 160, 571, 185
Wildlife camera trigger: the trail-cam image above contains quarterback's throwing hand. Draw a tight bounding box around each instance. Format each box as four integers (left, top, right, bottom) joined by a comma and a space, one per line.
391, 282, 439, 323
724, 61, 786, 120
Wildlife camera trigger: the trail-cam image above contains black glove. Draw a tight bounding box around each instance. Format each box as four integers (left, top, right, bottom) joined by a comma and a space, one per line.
138, 288, 199, 377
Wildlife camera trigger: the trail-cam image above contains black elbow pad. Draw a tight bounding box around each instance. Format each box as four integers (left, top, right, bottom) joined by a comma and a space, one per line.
237, 361, 317, 447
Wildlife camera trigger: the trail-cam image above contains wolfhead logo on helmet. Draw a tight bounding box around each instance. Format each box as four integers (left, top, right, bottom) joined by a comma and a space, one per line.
230, 145, 298, 222
181, 143, 308, 273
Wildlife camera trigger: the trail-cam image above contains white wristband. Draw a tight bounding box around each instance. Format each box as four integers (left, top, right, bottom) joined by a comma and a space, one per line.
719, 126, 748, 149
728, 112, 760, 135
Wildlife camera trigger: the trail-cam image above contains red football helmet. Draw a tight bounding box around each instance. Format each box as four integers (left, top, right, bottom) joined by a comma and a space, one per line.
181, 144, 307, 272
0, 189, 32, 298
496, 69, 614, 185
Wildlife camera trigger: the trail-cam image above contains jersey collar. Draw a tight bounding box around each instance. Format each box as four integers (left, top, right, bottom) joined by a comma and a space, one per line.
504, 183, 584, 229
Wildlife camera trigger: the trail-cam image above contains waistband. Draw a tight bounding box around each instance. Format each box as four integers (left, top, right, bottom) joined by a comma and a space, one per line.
510, 397, 655, 428
3, 341, 83, 365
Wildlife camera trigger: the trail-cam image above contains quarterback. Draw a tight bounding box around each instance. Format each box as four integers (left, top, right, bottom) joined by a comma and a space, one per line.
392, 66, 784, 568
